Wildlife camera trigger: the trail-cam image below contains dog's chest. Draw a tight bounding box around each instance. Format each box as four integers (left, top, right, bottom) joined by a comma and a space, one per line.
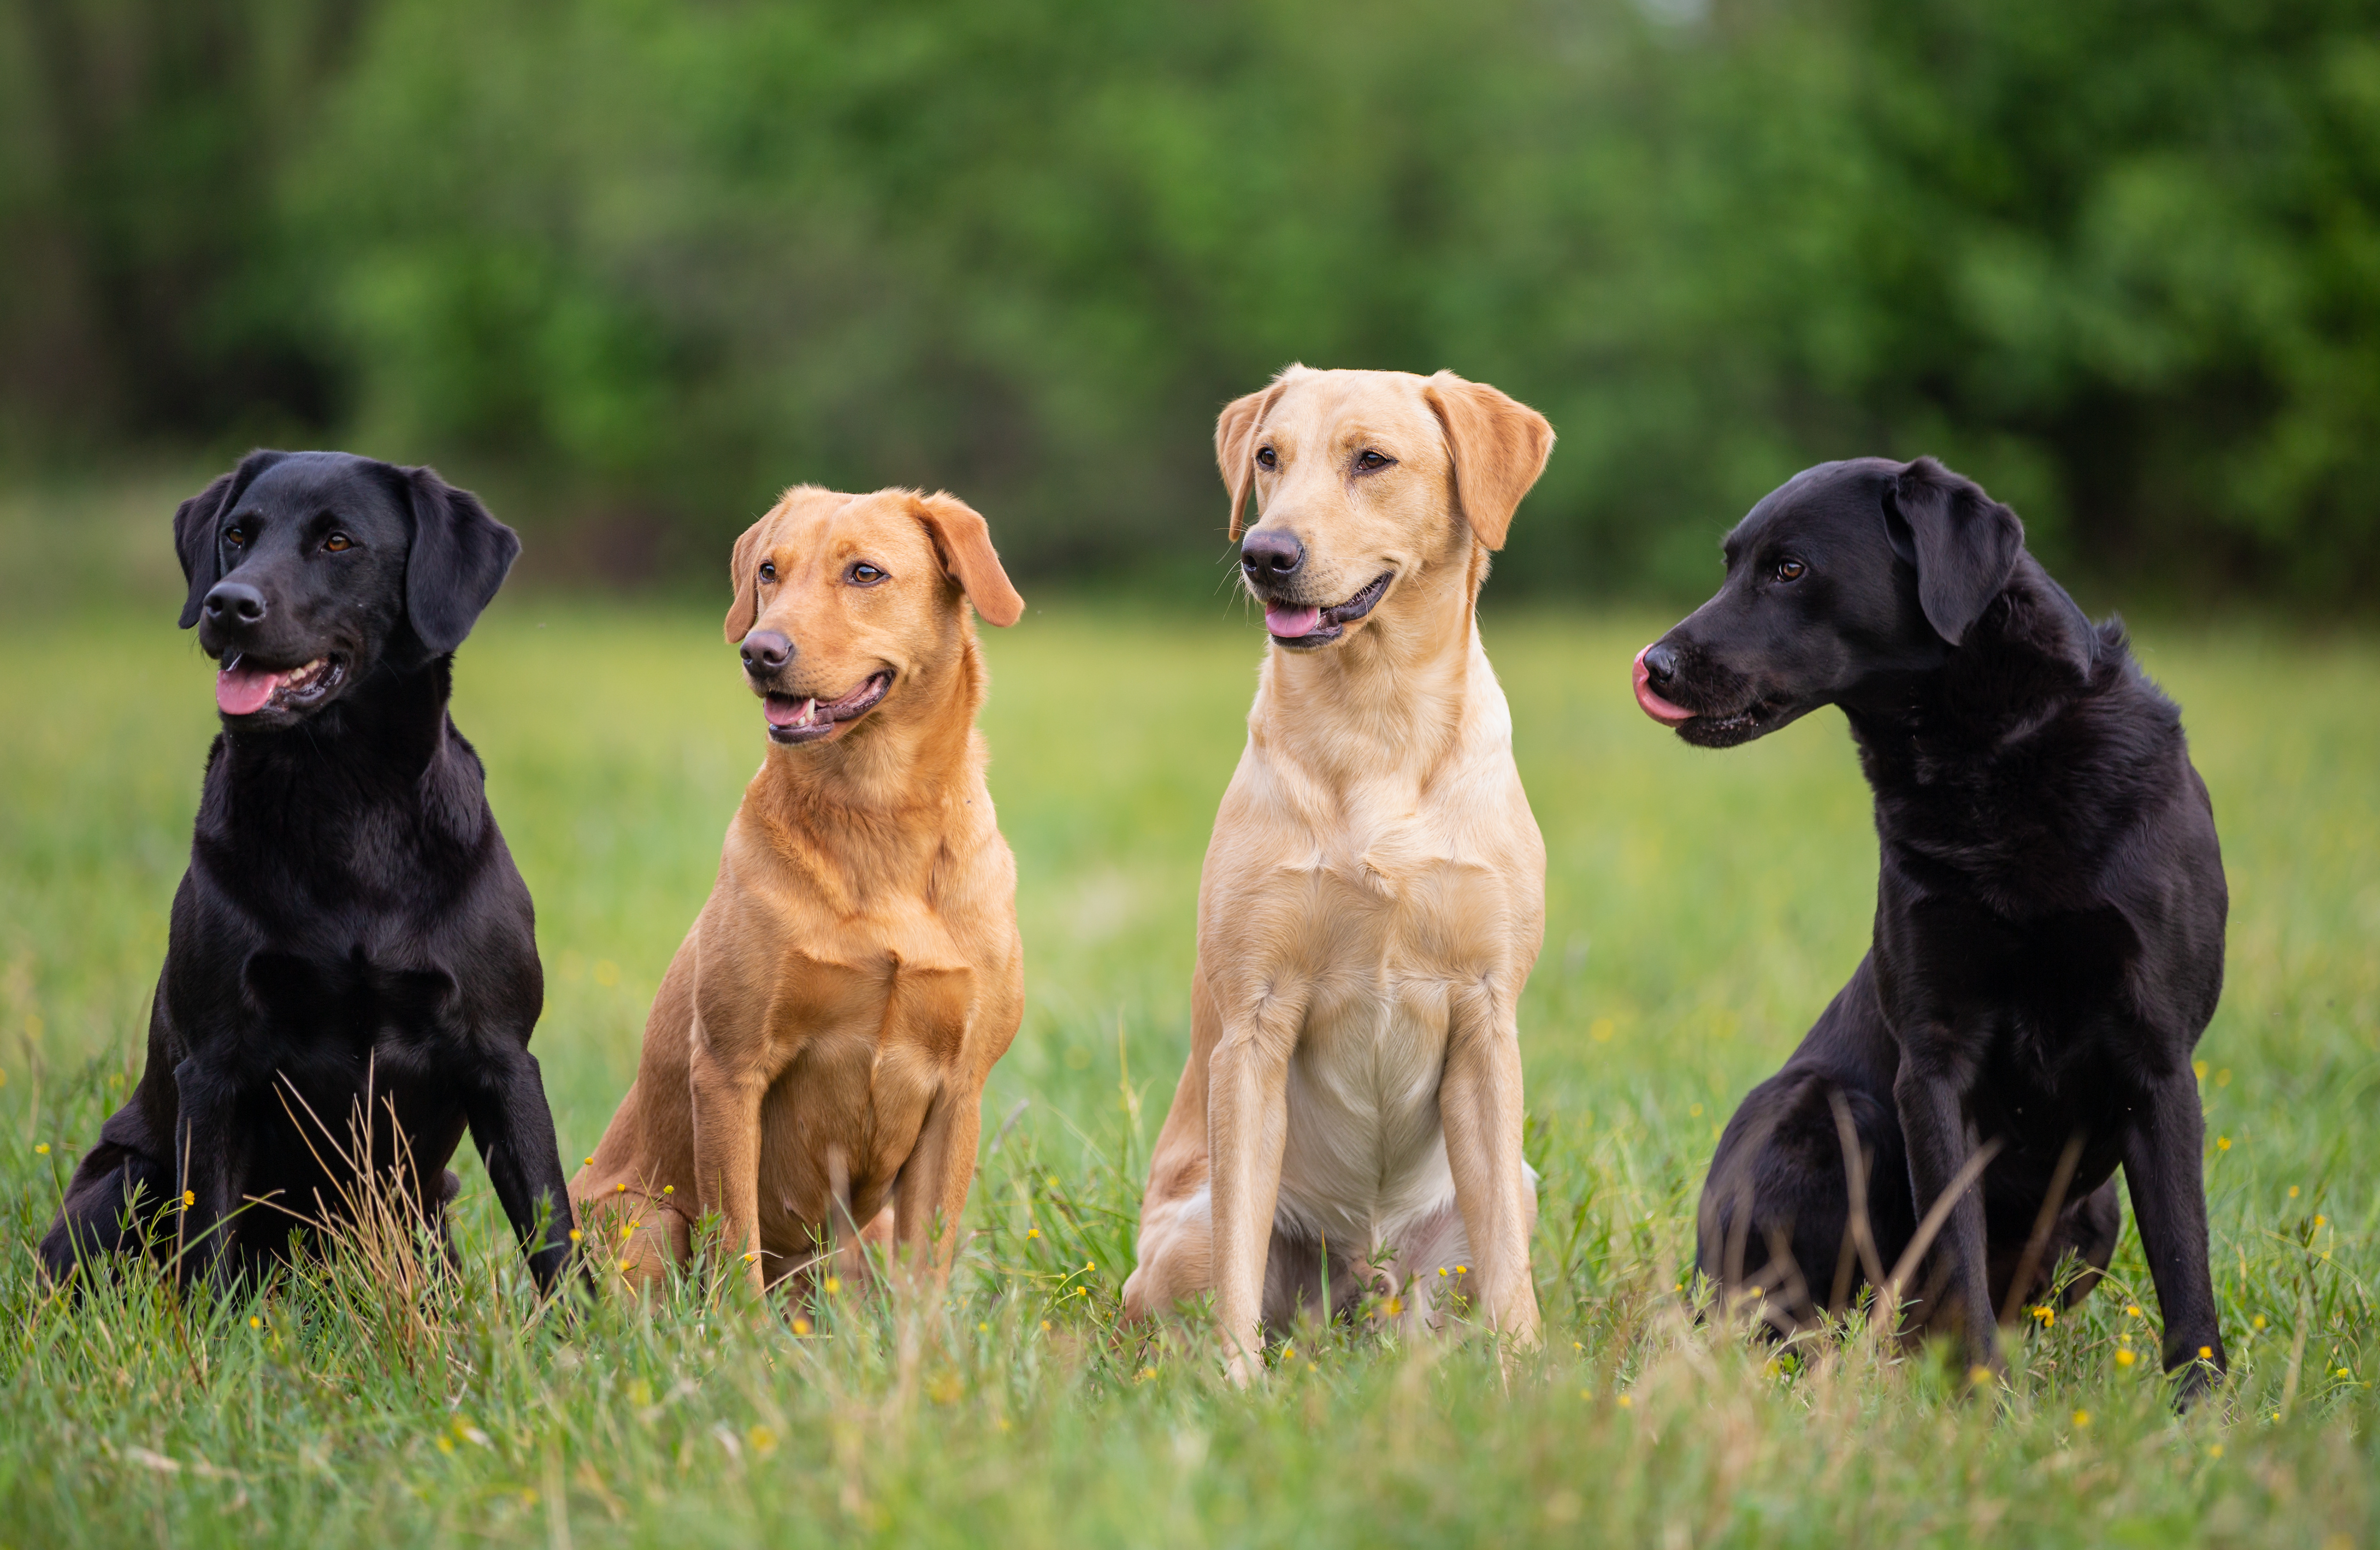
1253, 803, 1520, 1235
1275, 979, 1463, 1238
1882, 896, 2150, 1096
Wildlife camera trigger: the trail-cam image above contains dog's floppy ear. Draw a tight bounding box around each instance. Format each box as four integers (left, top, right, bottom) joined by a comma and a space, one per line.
1884, 457, 2023, 645
1422, 371, 1555, 551
723, 510, 773, 643
174, 450, 287, 628
1215, 373, 1293, 540
911, 491, 1024, 627
400, 465, 520, 654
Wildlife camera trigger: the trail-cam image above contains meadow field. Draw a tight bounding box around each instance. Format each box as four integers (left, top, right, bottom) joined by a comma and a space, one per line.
0, 580, 2373, 1545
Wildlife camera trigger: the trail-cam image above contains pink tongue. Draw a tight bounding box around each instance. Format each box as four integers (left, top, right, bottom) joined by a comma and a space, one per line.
216, 662, 285, 716
1631, 646, 1696, 726
765, 696, 815, 729
1266, 605, 1322, 638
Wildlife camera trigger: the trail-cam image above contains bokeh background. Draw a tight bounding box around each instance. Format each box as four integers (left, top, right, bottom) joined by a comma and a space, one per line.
5, 0, 2380, 602
2, 7, 2377, 1541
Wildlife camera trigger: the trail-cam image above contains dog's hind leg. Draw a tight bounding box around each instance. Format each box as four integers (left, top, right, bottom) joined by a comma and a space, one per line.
38, 1137, 172, 1283
1700, 1072, 1906, 1331
2056, 1180, 2121, 1306
1257, 1220, 1374, 1337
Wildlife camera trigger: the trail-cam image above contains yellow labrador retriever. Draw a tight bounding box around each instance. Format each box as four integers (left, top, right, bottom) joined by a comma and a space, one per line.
572, 485, 1025, 1294
1122, 366, 1554, 1377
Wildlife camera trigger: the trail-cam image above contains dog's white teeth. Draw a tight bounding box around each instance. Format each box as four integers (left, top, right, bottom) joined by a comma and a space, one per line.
798, 698, 817, 726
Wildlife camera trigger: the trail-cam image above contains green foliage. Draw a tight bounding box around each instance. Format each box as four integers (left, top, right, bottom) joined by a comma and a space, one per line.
1, 597, 2374, 1543
4, 0, 2379, 598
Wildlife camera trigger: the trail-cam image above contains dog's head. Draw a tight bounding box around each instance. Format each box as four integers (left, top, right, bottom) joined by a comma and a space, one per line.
1632, 457, 2029, 747
175, 451, 519, 728
1217, 366, 1553, 649
722, 486, 1023, 747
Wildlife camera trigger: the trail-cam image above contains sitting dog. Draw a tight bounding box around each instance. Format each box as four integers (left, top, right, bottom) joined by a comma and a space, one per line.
572, 486, 1025, 1293
1634, 456, 2228, 1394
1123, 367, 1555, 1380
40, 451, 576, 1293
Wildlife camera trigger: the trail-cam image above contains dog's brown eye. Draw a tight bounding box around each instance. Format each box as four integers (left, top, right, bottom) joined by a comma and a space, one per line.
224, 526, 247, 548
1355, 449, 1393, 472
758, 562, 777, 583
324, 532, 352, 553
1255, 447, 1277, 470
1774, 558, 1807, 582
847, 562, 886, 586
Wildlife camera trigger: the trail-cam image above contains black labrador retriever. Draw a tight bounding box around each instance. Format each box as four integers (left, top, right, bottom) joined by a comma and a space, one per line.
1633, 456, 2227, 1396
39, 450, 577, 1294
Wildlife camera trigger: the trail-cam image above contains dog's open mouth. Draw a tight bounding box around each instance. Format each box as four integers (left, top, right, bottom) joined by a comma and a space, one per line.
764, 672, 892, 744
1263, 573, 1393, 647
216, 653, 343, 718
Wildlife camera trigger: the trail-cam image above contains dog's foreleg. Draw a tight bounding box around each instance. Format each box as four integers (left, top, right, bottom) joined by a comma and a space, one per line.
1207, 990, 1304, 1385
171, 1056, 246, 1292
688, 1030, 769, 1294
1890, 1048, 1997, 1371
2121, 1068, 2227, 1402
465, 1045, 582, 1295
1442, 984, 1541, 1349
892, 1080, 983, 1286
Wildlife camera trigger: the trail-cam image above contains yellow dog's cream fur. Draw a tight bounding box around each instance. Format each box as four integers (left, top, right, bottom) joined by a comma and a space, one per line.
1121, 366, 1554, 1379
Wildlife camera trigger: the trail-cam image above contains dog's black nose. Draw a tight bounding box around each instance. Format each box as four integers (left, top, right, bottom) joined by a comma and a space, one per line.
1641, 642, 1680, 686
1240, 529, 1304, 581
740, 629, 792, 675
203, 581, 267, 627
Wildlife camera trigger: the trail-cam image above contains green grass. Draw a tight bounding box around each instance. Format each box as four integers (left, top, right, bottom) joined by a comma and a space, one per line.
0, 588, 2373, 1546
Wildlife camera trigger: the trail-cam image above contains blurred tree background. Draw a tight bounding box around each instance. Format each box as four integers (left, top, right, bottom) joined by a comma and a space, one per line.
2, 0, 2376, 602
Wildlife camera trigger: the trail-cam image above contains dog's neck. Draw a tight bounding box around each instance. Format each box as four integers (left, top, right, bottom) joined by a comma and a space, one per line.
1843, 556, 2105, 752
1252, 541, 1491, 783
1841, 557, 2181, 883
751, 630, 987, 847
205, 654, 483, 849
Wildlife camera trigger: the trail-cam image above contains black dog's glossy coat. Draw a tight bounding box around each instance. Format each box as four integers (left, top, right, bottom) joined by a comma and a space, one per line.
1644, 457, 2227, 1395
39, 451, 577, 1293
